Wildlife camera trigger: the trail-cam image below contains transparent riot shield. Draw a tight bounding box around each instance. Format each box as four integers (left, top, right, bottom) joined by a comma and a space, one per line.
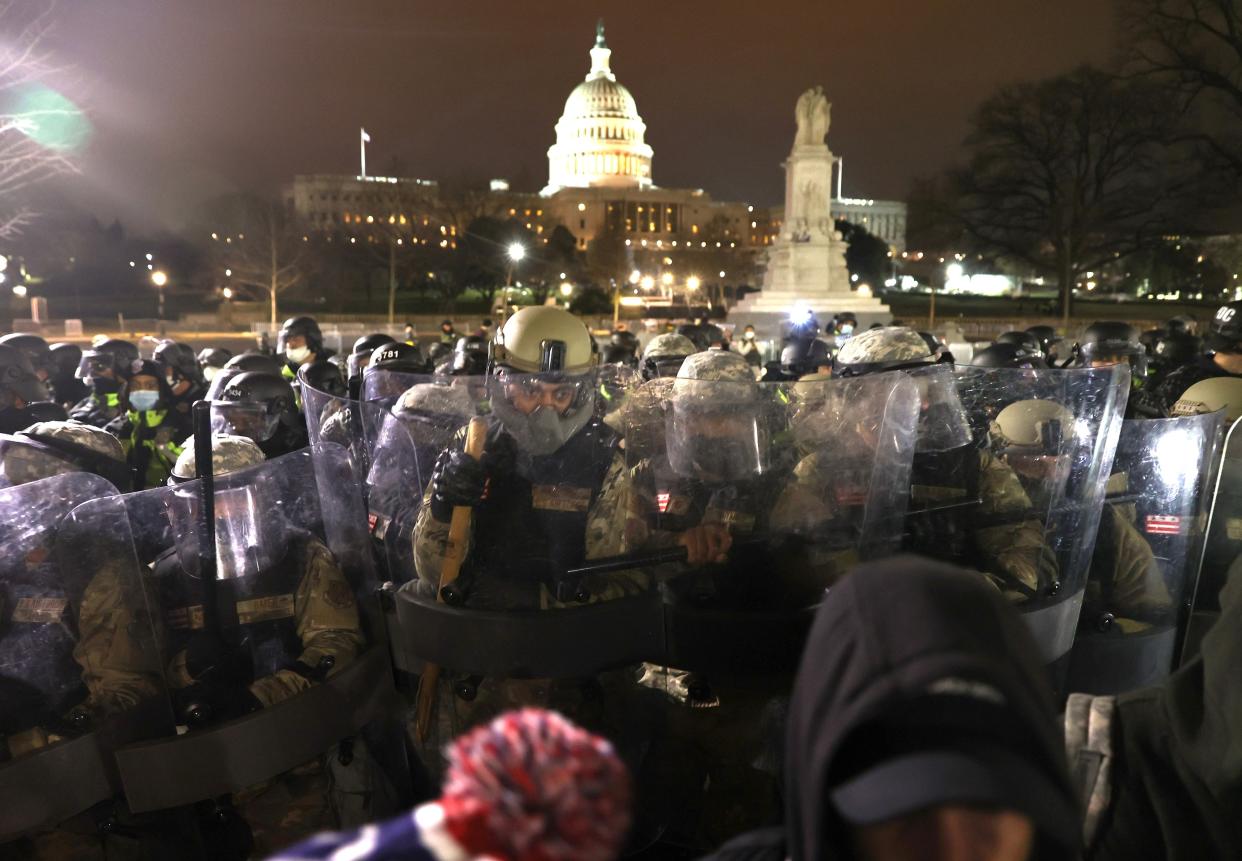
360, 382, 483, 586
0, 474, 171, 841
301, 380, 357, 450
1187, 413, 1242, 660
108, 446, 408, 837
946, 365, 1130, 671
1065, 412, 1221, 694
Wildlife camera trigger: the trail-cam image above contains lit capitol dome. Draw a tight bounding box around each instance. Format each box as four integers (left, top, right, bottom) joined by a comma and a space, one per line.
543, 20, 653, 195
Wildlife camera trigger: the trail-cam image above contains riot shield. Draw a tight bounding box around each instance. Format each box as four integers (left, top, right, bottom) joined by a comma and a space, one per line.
301, 379, 356, 450
1065, 413, 1221, 694
945, 365, 1130, 669
107, 446, 407, 836
1187, 413, 1242, 660
0, 474, 171, 841
359, 382, 484, 585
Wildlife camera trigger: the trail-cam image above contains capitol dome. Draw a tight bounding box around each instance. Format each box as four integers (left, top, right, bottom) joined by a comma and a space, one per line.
544, 21, 654, 195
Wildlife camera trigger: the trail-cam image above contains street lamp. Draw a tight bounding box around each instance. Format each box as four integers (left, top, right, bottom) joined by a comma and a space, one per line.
503, 243, 526, 319
661, 272, 674, 287
686, 275, 701, 292
151, 269, 168, 320
559, 281, 574, 298
640, 275, 656, 291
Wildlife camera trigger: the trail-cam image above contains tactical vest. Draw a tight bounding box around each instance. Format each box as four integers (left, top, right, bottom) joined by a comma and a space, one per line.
465, 420, 619, 610
68, 392, 121, 428
0, 554, 87, 731
153, 535, 313, 682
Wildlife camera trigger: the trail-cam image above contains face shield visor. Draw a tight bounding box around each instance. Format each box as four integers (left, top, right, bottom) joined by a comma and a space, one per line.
487, 370, 595, 456
908, 367, 973, 453
1081, 342, 1147, 382
994, 416, 1073, 499
667, 379, 769, 482
170, 484, 273, 580
210, 402, 278, 443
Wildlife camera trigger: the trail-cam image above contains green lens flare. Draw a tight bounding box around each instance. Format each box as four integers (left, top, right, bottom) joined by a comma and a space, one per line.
7, 85, 90, 152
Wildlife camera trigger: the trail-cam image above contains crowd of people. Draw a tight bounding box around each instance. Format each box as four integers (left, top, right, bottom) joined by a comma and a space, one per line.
1, 302, 1241, 860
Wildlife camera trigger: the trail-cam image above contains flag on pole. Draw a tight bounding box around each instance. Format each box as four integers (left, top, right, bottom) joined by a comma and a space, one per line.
361, 128, 371, 143
360, 128, 370, 178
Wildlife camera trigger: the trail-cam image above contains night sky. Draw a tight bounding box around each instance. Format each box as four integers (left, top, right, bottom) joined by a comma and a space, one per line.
41, 0, 1116, 232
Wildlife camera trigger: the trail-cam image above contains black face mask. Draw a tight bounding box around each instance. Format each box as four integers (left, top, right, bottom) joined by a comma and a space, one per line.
88, 376, 120, 396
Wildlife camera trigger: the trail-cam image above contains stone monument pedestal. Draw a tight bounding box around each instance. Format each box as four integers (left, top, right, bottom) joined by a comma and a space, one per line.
727, 85, 891, 338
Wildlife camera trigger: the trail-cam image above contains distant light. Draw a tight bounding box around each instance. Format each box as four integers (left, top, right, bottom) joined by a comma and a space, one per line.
0, 255, 9, 273
857, 283, 873, 298
560, 281, 574, 297
686, 275, 701, 292
850, 273, 859, 282
661, 272, 674, 287
224, 268, 232, 277
222, 287, 234, 299
150, 270, 168, 287
640, 275, 656, 290
577, 202, 586, 212
145, 253, 153, 261
790, 305, 815, 324
12, 284, 26, 298
210, 232, 218, 240
508, 243, 525, 262
559, 272, 566, 280
620, 296, 646, 307
129, 261, 135, 267
366, 215, 374, 223
718, 270, 726, 278
629, 269, 641, 285
946, 262, 965, 281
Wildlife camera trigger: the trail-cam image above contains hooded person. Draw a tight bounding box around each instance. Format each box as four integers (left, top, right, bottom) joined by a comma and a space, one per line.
706, 555, 1081, 861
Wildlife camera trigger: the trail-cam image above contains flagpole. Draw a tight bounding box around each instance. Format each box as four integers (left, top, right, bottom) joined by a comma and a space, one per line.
360, 128, 368, 178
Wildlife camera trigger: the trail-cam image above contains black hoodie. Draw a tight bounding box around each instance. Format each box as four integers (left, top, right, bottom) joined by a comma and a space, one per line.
705, 556, 1080, 861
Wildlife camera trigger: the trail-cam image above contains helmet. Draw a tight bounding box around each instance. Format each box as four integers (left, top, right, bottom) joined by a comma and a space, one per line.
392, 383, 475, 447
610, 330, 640, 353
991, 399, 1073, 451
1167, 315, 1195, 335
1024, 325, 1061, 357
0, 420, 129, 489
223, 352, 284, 376
48, 342, 83, 377
152, 340, 202, 385
994, 331, 1044, 356
277, 315, 323, 355
450, 335, 489, 375
170, 433, 265, 481
1078, 321, 1146, 380
780, 337, 832, 377
1207, 301, 1242, 353
0, 344, 52, 408
834, 327, 936, 377
215, 371, 299, 442
0, 333, 51, 378
832, 312, 858, 336
491, 306, 595, 374
368, 341, 424, 374
348, 333, 396, 380
668, 349, 766, 480
195, 347, 233, 384
298, 360, 347, 398
970, 343, 1048, 370
1171, 377, 1242, 424
427, 342, 452, 366
601, 343, 637, 366
77, 339, 140, 381
1152, 332, 1202, 368
641, 333, 697, 380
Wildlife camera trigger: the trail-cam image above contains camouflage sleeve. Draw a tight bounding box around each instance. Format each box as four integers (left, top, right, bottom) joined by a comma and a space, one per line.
249, 539, 365, 708
974, 452, 1058, 596
1101, 506, 1173, 627
410, 426, 473, 593
74, 567, 164, 715
768, 452, 840, 536
568, 450, 650, 603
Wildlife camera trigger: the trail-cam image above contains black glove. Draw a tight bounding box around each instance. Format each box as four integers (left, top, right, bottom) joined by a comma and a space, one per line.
429, 448, 488, 521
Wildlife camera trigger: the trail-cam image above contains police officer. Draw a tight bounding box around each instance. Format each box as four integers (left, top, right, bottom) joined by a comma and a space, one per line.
47, 342, 88, 408
447, 335, 487, 376
0, 343, 54, 434
640, 332, 697, 381
1024, 324, 1063, 361
347, 333, 396, 400
1149, 330, 1202, 390
1074, 322, 1147, 414
994, 330, 1046, 360
970, 341, 1049, 370
0, 333, 53, 385
214, 371, 307, 458
365, 342, 427, 403
104, 359, 189, 490
196, 346, 233, 385
153, 434, 364, 854
152, 339, 206, 420
438, 319, 457, 345
0, 419, 132, 491
602, 329, 640, 367
277, 316, 333, 381
835, 326, 1057, 599
1146, 300, 1242, 416
68, 339, 139, 428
